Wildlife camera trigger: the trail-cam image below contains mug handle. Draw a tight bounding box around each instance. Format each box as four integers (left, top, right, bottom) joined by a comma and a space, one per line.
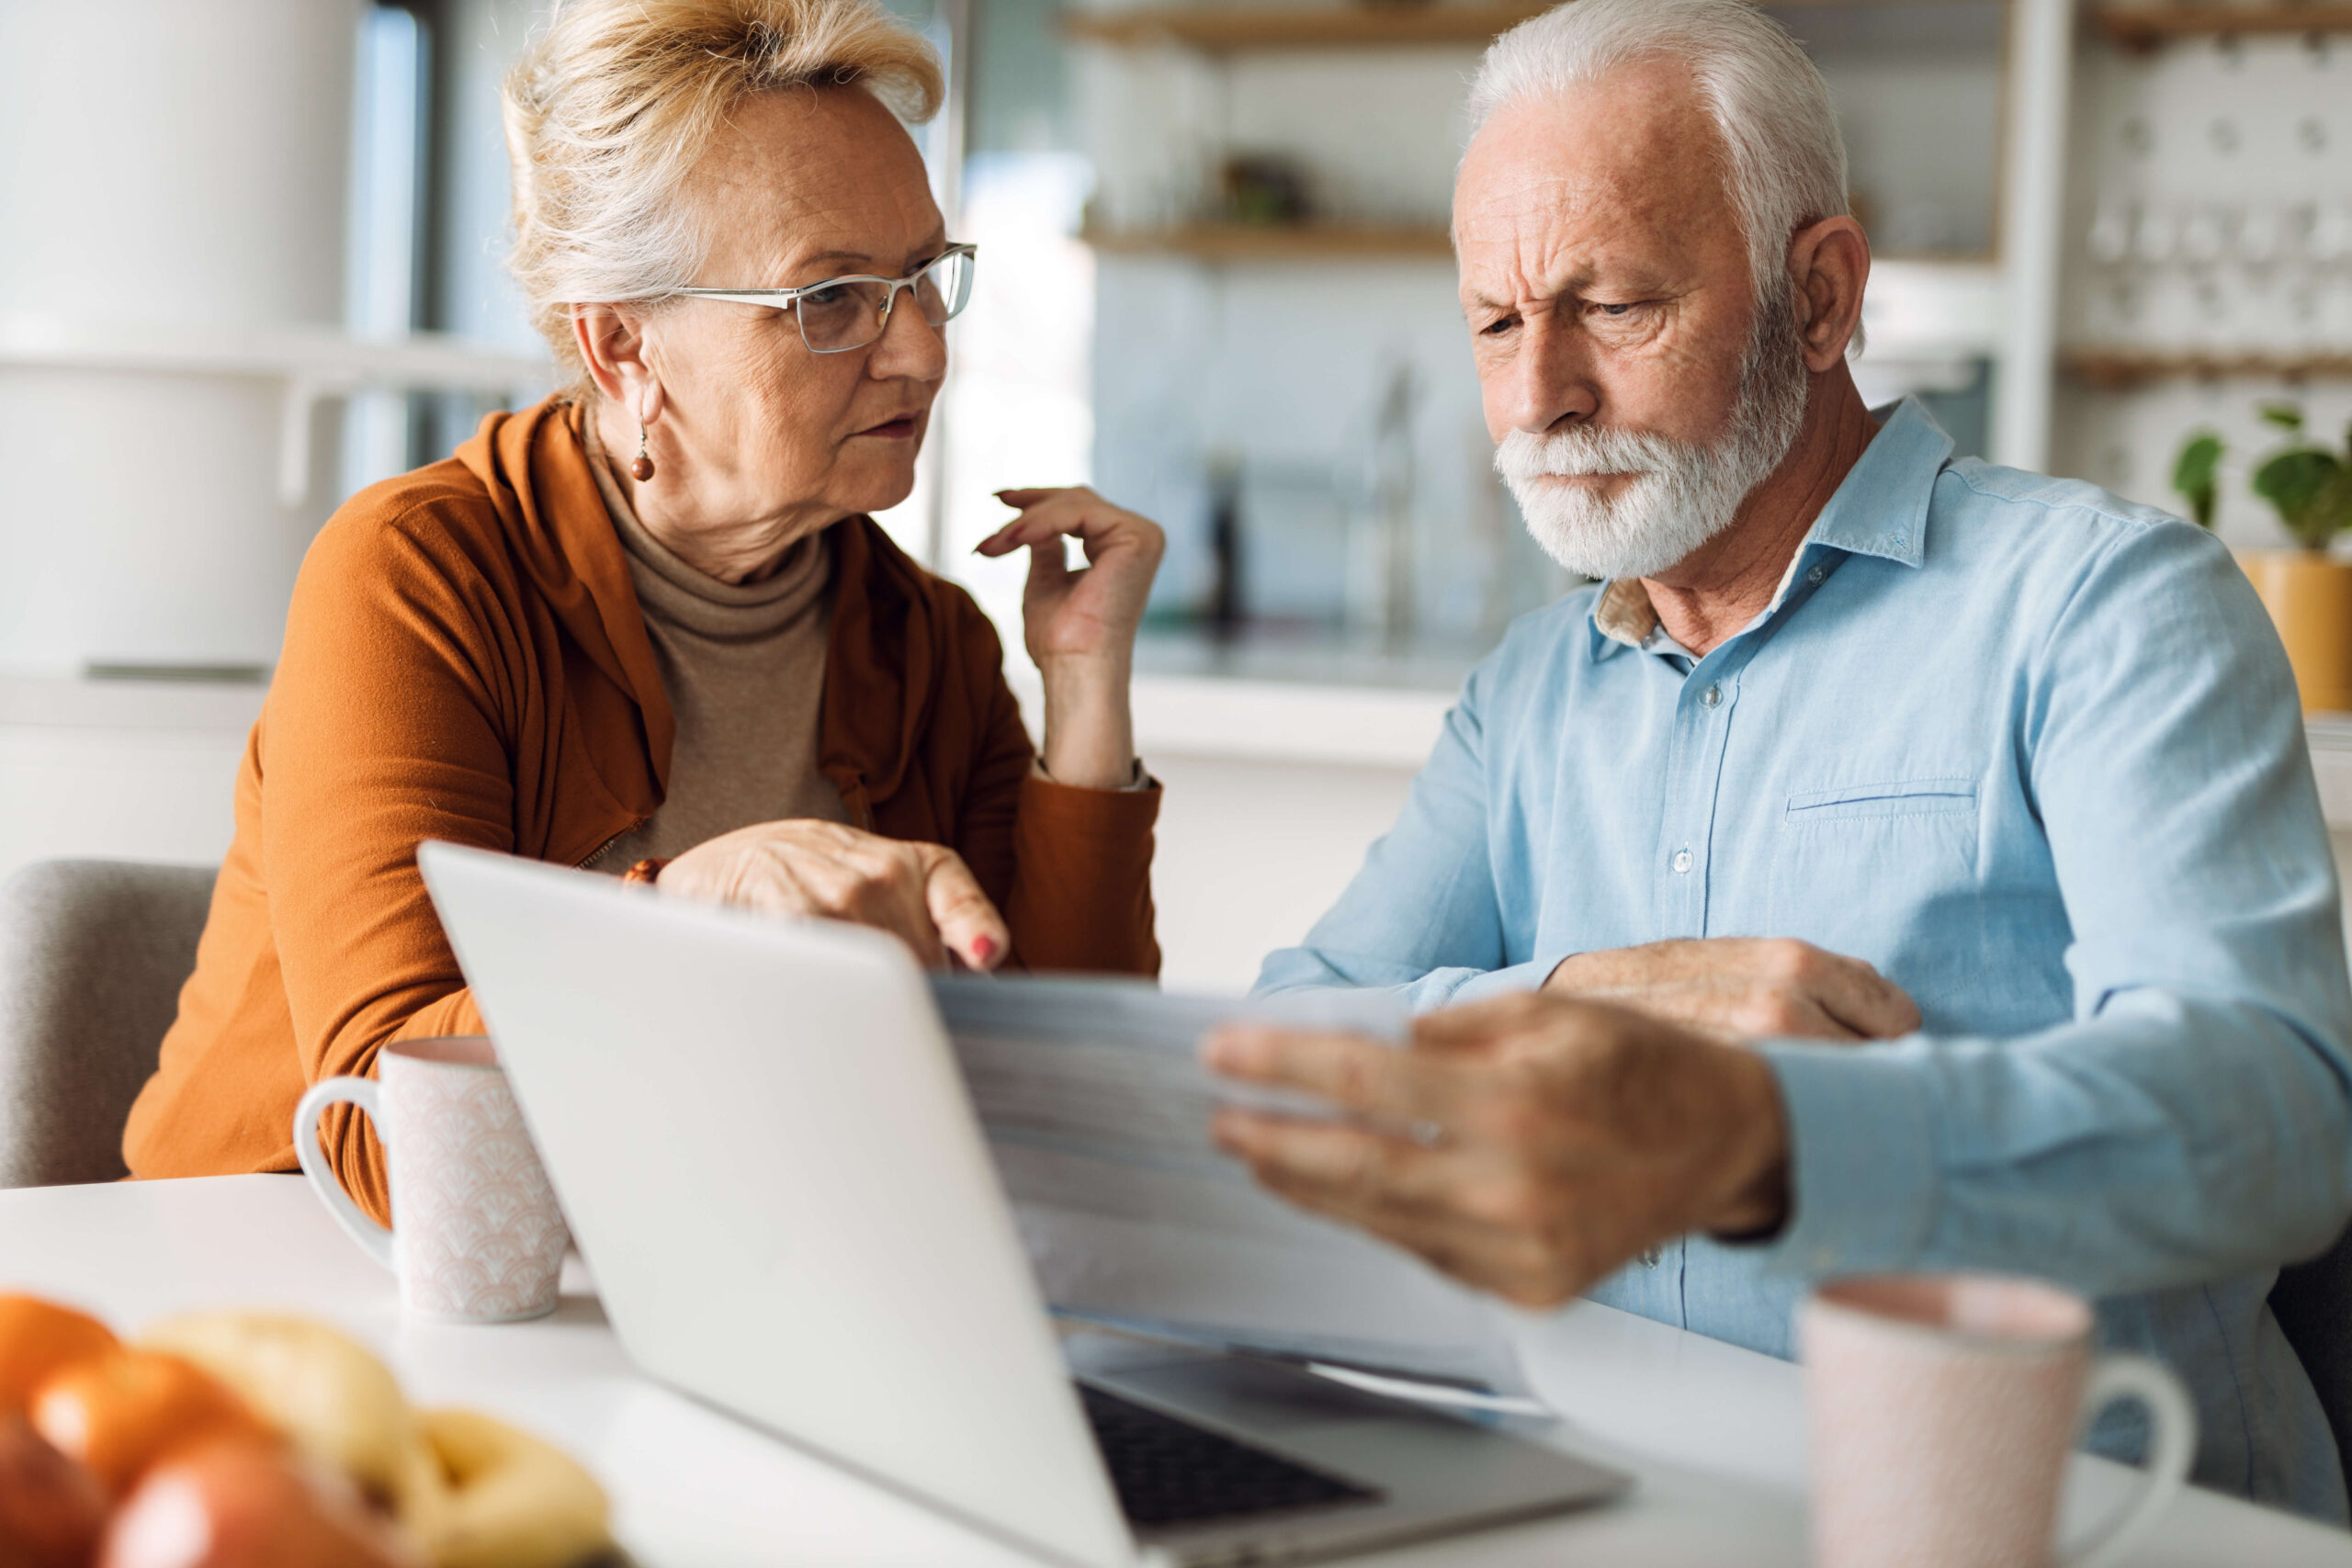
2055, 1353, 2199, 1568
292, 1077, 396, 1272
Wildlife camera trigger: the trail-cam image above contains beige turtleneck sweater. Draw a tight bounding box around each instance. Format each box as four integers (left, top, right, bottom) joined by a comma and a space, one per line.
584, 422, 851, 870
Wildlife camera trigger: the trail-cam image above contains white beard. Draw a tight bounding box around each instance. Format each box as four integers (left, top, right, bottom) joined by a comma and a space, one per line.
1493, 290, 1811, 582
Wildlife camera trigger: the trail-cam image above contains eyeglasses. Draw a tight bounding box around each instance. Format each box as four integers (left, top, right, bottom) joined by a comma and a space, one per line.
672, 243, 978, 355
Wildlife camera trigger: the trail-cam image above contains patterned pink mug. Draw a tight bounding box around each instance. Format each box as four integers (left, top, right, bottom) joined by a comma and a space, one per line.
294, 1036, 570, 1323
1800, 1274, 2196, 1568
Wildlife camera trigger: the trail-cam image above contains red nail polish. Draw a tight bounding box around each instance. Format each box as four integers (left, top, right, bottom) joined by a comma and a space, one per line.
971, 935, 999, 964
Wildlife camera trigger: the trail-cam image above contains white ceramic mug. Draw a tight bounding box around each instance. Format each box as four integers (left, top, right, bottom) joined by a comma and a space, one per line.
294, 1036, 570, 1323
1800, 1273, 2197, 1568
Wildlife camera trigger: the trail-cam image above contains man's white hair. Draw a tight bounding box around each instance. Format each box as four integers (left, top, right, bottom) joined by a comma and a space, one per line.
1467, 0, 1853, 330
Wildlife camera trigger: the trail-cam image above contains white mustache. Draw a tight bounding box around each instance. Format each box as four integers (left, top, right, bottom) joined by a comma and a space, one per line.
1490, 418, 1750, 581
1493, 424, 1693, 483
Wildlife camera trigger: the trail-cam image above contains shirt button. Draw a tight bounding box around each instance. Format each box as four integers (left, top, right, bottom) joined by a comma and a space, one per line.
1640, 1247, 1664, 1269
1702, 683, 1723, 708
1671, 848, 1694, 874
1807, 564, 1826, 584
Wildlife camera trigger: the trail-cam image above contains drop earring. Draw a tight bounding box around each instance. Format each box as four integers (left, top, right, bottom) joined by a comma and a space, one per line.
629, 425, 655, 482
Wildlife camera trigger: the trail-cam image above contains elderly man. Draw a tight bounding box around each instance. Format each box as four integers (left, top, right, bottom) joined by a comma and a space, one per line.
1208, 0, 2352, 1521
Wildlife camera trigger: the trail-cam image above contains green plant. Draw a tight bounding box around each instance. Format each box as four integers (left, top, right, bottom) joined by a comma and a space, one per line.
2251, 404, 2352, 553
2172, 430, 2223, 530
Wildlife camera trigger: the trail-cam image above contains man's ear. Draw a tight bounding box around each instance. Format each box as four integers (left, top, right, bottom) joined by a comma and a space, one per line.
1784, 216, 1870, 374
571, 302, 666, 426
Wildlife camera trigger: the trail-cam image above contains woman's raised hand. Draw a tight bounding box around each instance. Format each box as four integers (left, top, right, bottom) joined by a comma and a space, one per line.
657, 820, 1010, 971
977, 488, 1165, 668
976, 487, 1165, 791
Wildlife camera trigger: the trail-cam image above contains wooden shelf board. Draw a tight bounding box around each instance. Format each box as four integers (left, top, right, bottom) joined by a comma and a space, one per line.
2062, 349, 2352, 388
1063, 3, 1550, 51
1085, 226, 1999, 266
1084, 222, 1456, 260
2094, 4, 2352, 49
1064, 0, 2007, 50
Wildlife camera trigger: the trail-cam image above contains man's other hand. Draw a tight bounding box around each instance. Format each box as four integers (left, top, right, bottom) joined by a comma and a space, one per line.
1203, 993, 1791, 1310
1544, 937, 1918, 1043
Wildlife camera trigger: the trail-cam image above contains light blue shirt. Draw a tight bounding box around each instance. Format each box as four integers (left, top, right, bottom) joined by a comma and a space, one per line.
1258, 400, 2352, 1519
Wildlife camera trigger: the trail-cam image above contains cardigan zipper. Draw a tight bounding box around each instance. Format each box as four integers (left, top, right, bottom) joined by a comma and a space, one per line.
839, 774, 875, 830
573, 820, 647, 873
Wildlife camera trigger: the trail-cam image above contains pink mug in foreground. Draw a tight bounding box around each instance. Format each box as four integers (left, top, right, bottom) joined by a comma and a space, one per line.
1800, 1274, 2196, 1568
293, 1036, 570, 1323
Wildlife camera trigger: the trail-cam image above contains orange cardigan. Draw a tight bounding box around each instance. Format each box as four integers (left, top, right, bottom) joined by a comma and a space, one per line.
123, 398, 1159, 1220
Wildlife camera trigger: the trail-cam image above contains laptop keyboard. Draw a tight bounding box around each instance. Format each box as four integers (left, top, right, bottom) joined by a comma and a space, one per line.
1079, 1384, 1385, 1530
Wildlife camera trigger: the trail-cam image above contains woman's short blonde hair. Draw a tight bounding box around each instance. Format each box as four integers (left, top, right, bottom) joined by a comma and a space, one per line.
503, 0, 945, 378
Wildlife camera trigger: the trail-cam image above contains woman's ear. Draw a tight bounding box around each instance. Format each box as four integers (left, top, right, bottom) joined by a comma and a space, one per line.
571, 303, 666, 426
1786, 216, 1870, 373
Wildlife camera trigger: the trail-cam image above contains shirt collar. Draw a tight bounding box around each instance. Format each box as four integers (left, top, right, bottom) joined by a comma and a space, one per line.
1586, 397, 1956, 660
1798, 396, 1952, 568
1591, 577, 1662, 648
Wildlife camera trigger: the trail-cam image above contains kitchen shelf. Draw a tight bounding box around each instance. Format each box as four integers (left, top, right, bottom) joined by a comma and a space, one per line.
1062, 2, 1547, 51
2062, 348, 2352, 388
1064, 0, 2006, 51
0, 311, 552, 505
1083, 222, 1455, 261
2093, 3, 2352, 50
1087, 221, 2001, 266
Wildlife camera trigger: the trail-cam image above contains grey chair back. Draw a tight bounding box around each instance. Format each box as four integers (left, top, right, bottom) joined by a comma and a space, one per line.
0, 859, 216, 1187
2273, 1224, 2352, 1504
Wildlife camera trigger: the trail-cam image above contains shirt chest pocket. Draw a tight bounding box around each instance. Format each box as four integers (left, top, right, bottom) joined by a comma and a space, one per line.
1781, 777, 1978, 824
1766, 778, 1984, 1024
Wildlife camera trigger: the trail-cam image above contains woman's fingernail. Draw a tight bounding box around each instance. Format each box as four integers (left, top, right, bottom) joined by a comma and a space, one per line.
971, 934, 999, 964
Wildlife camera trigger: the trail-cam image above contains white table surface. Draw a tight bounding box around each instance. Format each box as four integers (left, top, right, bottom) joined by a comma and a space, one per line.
4, 1176, 2346, 1567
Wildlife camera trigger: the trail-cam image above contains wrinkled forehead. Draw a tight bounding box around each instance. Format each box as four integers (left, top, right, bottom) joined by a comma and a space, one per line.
1453, 61, 1739, 288
688, 86, 945, 287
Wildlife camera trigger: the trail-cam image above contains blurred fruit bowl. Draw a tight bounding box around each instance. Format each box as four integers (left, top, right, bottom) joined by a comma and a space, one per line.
0, 1293, 616, 1568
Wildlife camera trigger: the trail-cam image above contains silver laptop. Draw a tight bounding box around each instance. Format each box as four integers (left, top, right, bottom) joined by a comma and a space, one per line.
420, 843, 1629, 1568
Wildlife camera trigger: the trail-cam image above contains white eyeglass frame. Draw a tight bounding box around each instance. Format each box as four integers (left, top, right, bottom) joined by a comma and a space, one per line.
670, 243, 978, 354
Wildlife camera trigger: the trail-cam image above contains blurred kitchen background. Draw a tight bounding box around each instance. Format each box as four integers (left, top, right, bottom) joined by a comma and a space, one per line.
5, 0, 2352, 987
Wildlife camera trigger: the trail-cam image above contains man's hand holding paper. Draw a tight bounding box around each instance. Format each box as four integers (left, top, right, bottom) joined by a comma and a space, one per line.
1204, 993, 1793, 1309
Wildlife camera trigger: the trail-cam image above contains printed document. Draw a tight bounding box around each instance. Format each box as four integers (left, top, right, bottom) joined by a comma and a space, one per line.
931, 976, 1531, 1398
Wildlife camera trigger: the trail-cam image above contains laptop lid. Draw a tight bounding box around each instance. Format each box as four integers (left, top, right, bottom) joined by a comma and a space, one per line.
419, 843, 1134, 1568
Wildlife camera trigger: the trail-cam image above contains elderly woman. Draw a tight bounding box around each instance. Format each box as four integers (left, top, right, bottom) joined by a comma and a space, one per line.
123, 0, 1164, 1218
